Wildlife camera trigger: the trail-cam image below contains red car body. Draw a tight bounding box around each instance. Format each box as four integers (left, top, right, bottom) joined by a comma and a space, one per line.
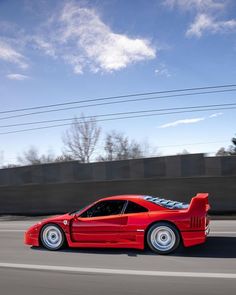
25, 193, 210, 251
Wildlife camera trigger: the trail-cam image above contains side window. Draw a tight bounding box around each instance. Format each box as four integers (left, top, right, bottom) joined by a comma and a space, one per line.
124, 201, 148, 214
80, 200, 126, 218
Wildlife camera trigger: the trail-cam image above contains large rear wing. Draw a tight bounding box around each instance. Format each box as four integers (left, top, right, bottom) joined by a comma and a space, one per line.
187, 193, 210, 214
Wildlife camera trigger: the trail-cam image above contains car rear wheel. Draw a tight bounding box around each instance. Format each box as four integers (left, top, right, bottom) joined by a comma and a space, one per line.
40, 224, 65, 251
147, 222, 180, 254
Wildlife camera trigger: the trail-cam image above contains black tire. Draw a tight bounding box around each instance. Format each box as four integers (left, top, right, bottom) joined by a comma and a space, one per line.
146, 222, 180, 255
40, 223, 65, 251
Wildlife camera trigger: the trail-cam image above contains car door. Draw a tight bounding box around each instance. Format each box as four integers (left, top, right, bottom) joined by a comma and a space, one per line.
119, 200, 149, 243
71, 200, 127, 243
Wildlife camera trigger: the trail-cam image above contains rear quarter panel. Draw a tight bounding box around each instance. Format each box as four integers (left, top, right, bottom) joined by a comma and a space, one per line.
147, 210, 191, 231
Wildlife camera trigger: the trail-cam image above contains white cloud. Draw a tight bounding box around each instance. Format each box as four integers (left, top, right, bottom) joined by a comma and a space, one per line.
209, 112, 223, 118
35, 2, 156, 73
154, 63, 171, 77
0, 40, 28, 69
163, 0, 236, 38
32, 37, 57, 58
0, 2, 156, 75
6, 73, 30, 80
163, 0, 225, 12
158, 112, 223, 129
159, 117, 205, 128
186, 13, 236, 37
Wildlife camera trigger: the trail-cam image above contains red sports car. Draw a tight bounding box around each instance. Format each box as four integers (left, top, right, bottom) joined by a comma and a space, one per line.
24, 193, 210, 254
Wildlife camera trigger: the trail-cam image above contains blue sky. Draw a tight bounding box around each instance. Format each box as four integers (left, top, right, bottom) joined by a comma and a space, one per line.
0, 0, 236, 164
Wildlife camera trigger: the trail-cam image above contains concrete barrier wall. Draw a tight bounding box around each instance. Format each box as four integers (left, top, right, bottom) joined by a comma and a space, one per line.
0, 176, 235, 214
0, 154, 236, 186
0, 154, 236, 215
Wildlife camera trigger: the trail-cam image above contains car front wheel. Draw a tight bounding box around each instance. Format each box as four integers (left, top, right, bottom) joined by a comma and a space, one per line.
147, 222, 180, 254
40, 224, 65, 251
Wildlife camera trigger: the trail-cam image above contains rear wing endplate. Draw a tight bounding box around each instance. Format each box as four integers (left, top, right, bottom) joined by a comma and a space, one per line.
187, 193, 210, 213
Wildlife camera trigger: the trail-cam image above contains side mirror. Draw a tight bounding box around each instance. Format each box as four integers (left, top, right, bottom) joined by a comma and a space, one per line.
73, 214, 79, 220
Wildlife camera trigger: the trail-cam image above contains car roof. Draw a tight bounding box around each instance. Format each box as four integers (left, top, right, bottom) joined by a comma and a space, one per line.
98, 194, 163, 211
99, 195, 143, 201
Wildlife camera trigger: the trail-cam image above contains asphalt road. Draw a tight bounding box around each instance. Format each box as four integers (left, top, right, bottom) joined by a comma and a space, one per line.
0, 218, 236, 295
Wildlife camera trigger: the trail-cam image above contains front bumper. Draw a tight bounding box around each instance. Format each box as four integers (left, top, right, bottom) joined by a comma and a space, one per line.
24, 231, 39, 246
24, 225, 40, 247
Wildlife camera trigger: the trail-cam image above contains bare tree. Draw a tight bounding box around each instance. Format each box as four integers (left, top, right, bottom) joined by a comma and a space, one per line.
40, 150, 56, 163
54, 154, 75, 162
216, 147, 229, 156
216, 136, 236, 156
17, 146, 41, 165
102, 132, 116, 161
98, 131, 145, 161
62, 115, 101, 163
2, 163, 18, 168
177, 149, 190, 155
17, 146, 56, 165
230, 136, 236, 154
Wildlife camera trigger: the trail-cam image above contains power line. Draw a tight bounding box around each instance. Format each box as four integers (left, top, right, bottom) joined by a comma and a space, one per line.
1, 83, 236, 115
1, 88, 236, 121
0, 102, 236, 129
0, 105, 235, 135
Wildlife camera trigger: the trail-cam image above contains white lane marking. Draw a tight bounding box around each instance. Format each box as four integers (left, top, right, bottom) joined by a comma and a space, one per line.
0, 223, 36, 226
0, 230, 25, 232
210, 232, 236, 234
0, 263, 235, 279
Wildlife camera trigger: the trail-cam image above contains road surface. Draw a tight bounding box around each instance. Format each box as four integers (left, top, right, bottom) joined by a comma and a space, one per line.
0, 218, 235, 294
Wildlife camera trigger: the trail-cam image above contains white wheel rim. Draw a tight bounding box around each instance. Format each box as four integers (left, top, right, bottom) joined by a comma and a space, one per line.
150, 226, 176, 251
42, 226, 62, 249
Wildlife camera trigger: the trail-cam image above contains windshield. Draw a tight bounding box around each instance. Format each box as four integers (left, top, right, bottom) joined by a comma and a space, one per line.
69, 206, 86, 215
143, 196, 189, 210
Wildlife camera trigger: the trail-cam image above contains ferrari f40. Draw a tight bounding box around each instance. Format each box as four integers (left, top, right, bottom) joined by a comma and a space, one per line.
25, 193, 210, 254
